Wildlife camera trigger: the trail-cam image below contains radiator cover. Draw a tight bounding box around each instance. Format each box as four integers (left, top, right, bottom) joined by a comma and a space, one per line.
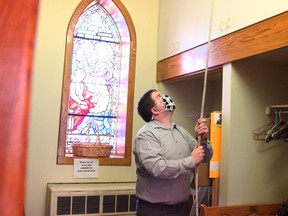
46, 182, 136, 216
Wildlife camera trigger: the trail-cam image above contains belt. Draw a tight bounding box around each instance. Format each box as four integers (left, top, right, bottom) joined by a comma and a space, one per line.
137, 198, 186, 210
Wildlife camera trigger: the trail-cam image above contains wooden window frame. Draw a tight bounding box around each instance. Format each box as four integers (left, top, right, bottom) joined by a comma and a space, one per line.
57, 0, 136, 165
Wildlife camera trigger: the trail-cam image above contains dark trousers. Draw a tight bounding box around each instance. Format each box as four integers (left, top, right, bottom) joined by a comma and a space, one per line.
136, 198, 191, 216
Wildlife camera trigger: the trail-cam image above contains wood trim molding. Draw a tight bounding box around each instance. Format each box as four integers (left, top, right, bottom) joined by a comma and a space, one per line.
157, 11, 288, 82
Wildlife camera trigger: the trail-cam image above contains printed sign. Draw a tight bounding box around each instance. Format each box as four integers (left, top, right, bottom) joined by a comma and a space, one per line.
74, 158, 99, 178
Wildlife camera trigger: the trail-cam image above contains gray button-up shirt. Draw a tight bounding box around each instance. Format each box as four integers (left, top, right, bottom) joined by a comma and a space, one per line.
133, 120, 213, 205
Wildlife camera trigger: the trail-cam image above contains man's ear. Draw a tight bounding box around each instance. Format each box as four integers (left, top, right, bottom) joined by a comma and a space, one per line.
151, 106, 158, 114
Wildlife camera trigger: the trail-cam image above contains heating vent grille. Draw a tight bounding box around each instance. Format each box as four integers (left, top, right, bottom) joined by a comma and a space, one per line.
47, 183, 136, 216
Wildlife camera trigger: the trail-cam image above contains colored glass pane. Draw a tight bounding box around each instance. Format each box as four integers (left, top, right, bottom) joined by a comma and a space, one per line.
66, 3, 121, 155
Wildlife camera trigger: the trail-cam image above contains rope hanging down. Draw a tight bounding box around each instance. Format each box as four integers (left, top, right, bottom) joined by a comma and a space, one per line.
191, 1, 215, 216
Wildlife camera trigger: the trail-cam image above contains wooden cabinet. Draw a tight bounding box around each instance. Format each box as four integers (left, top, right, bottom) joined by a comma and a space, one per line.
158, 0, 288, 61
212, 0, 288, 39
157, 11, 288, 82
158, 0, 211, 60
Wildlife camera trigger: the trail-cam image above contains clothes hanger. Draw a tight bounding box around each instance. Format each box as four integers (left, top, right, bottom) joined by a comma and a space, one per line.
265, 110, 287, 142
271, 121, 288, 139
252, 119, 274, 140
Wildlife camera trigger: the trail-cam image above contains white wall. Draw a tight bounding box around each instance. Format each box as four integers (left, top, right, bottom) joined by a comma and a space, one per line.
220, 57, 288, 205
26, 0, 160, 215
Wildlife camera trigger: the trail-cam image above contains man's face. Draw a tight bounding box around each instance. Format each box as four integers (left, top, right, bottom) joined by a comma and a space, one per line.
151, 91, 165, 111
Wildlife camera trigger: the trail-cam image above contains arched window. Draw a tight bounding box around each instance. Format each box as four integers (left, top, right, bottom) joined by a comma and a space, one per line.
57, 0, 136, 165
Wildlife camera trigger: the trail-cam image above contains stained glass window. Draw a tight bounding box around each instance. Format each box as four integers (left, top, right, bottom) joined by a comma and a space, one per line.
57, 0, 136, 165
66, 3, 121, 154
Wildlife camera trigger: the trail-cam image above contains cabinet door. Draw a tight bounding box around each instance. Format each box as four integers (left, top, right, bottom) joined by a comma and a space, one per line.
158, 0, 212, 60
212, 0, 288, 39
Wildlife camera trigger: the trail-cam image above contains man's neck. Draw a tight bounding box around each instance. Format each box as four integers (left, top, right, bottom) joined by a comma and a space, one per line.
161, 119, 172, 129
154, 113, 173, 129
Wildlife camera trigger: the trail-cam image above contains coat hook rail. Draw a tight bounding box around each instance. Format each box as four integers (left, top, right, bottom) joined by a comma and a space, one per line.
266, 105, 288, 116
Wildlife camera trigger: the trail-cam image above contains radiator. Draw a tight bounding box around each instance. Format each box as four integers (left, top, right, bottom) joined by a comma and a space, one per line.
46, 182, 136, 216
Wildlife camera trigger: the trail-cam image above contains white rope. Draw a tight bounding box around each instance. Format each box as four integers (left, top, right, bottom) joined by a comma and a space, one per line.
193, 1, 214, 216
200, 0, 214, 120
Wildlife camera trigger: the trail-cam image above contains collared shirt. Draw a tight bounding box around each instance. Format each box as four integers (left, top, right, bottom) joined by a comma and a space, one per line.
133, 120, 213, 205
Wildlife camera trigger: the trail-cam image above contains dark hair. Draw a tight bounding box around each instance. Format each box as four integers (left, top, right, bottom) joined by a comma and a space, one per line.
137, 89, 157, 122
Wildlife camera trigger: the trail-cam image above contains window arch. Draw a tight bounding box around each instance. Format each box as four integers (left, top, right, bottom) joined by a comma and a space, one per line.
57, 0, 136, 165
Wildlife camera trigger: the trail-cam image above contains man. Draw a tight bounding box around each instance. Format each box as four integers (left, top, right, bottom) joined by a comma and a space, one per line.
133, 89, 213, 216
